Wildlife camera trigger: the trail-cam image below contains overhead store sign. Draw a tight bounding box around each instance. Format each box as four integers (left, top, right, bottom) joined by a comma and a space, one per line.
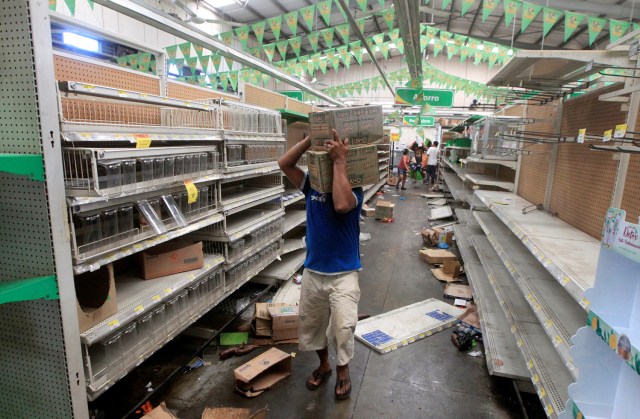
279, 90, 304, 101
403, 116, 435, 127
394, 88, 454, 107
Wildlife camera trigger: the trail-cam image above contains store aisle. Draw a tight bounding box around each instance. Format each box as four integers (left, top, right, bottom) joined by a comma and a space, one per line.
156, 186, 522, 419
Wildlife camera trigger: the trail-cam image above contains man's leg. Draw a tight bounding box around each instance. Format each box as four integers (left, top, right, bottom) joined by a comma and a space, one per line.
298, 270, 332, 389
328, 271, 360, 399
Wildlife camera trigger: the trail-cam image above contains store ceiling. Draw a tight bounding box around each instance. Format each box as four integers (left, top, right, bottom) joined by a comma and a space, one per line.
202, 0, 639, 53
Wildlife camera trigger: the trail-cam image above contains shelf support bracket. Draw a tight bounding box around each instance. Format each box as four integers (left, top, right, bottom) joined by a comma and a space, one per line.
0, 154, 45, 181
0, 275, 59, 305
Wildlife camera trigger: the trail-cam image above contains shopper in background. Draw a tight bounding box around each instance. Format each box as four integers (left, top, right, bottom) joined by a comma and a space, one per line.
278, 129, 362, 401
396, 149, 410, 191
409, 139, 427, 184
426, 141, 440, 187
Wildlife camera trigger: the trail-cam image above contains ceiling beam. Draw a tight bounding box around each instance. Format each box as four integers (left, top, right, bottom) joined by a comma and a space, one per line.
467, 1, 482, 37
489, 15, 504, 38
93, 0, 345, 105
395, 0, 422, 83
368, 3, 383, 34
446, 1, 455, 32
556, 21, 590, 48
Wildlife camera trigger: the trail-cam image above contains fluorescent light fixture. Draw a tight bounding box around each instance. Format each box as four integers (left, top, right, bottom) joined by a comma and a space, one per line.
507, 49, 514, 55
63, 32, 99, 52
168, 63, 179, 75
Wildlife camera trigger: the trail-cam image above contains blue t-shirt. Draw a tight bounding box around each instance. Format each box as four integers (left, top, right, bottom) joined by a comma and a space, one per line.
302, 174, 363, 274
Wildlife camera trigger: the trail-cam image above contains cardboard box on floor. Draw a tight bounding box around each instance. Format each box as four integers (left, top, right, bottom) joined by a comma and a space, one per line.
431, 268, 462, 283
142, 402, 177, 419
421, 229, 438, 247
307, 144, 379, 193
254, 302, 288, 337
234, 347, 292, 397
375, 200, 395, 220
433, 227, 454, 245
201, 407, 267, 419
309, 105, 384, 148
443, 259, 462, 277
267, 305, 299, 341
419, 248, 457, 264
444, 283, 473, 300
361, 204, 376, 217
75, 264, 117, 333
140, 240, 203, 280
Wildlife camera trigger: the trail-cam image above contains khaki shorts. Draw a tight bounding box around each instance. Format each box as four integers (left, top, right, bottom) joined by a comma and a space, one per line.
298, 269, 360, 366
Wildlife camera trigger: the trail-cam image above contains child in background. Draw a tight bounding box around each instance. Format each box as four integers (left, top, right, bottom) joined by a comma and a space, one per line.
396, 149, 410, 191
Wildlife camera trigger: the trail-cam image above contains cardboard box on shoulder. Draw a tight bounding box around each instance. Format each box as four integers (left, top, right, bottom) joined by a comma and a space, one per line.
267, 305, 299, 341
375, 200, 395, 219
307, 144, 379, 193
140, 240, 203, 280
309, 105, 383, 148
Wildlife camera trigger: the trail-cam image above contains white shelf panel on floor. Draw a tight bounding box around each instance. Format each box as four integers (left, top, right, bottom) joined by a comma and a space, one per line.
475, 190, 598, 309
454, 220, 529, 380
474, 211, 584, 378
81, 254, 225, 345
465, 173, 514, 191
441, 171, 472, 203
461, 156, 517, 170
73, 212, 224, 274
257, 248, 306, 281
470, 234, 573, 418
284, 210, 306, 234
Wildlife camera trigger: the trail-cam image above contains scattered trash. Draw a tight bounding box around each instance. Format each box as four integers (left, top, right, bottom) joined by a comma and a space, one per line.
359, 232, 372, 242
379, 218, 394, 223
201, 406, 268, 419
292, 274, 302, 285
392, 194, 400, 197
234, 348, 292, 397
444, 284, 472, 301
399, 196, 406, 201
140, 402, 176, 418
219, 343, 260, 361
454, 299, 468, 307
183, 357, 204, 372
437, 242, 450, 249
468, 351, 483, 357
144, 382, 154, 393
451, 324, 482, 352
220, 332, 249, 346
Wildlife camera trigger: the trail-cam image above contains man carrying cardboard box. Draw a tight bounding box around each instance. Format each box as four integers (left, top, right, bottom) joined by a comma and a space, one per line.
278, 129, 362, 401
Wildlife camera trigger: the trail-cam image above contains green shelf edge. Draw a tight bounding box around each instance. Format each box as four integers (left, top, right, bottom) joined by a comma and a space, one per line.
0, 275, 59, 304
0, 154, 45, 181
277, 108, 309, 123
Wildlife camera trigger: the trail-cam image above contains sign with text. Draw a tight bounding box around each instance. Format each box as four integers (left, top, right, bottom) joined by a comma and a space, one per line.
602, 208, 640, 263
394, 88, 454, 107
402, 116, 435, 127
279, 90, 304, 101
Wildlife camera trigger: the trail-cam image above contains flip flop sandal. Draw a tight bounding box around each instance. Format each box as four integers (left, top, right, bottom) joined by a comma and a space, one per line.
306, 369, 332, 391
335, 378, 352, 400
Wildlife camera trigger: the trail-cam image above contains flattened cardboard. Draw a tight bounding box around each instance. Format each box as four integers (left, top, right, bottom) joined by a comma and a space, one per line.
431, 268, 463, 283
375, 200, 395, 220
142, 402, 177, 419
267, 305, 299, 341
140, 240, 203, 280
201, 407, 268, 419
420, 248, 457, 264
75, 264, 117, 333
307, 144, 379, 193
444, 283, 473, 300
309, 105, 383, 148
234, 348, 292, 397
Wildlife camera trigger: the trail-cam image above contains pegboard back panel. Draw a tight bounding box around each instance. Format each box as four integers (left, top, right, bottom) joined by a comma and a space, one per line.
60, 98, 161, 125
549, 143, 618, 238
286, 121, 310, 150
561, 86, 627, 134
621, 155, 640, 222
517, 144, 551, 204
168, 81, 236, 101
54, 54, 160, 95
244, 84, 287, 110
287, 98, 313, 115
1, 1, 74, 417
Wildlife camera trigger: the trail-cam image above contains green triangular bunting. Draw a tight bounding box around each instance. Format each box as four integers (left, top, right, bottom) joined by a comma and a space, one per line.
251, 21, 266, 45
321, 28, 335, 48
308, 32, 320, 52
461, 0, 475, 17
503, 0, 520, 28
381, 7, 395, 30
267, 15, 283, 40
350, 41, 363, 65
300, 5, 315, 31
263, 43, 276, 62
521, 2, 542, 33
587, 16, 607, 45
317, 1, 332, 26
482, 0, 497, 21
284, 11, 299, 36
336, 24, 350, 43
289, 36, 303, 57
542, 8, 562, 38
234, 26, 250, 49
276, 40, 289, 59
564, 12, 585, 42
610, 19, 631, 44
355, 0, 367, 12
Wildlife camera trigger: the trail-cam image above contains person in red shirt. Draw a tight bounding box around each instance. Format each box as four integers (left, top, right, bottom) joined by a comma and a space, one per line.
396, 149, 409, 190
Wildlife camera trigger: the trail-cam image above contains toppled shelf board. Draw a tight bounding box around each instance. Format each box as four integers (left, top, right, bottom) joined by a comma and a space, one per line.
355, 298, 464, 354
427, 198, 447, 206
428, 205, 453, 220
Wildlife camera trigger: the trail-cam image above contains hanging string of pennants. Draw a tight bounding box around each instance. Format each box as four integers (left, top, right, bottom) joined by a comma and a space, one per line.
320, 62, 509, 102
426, 0, 639, 45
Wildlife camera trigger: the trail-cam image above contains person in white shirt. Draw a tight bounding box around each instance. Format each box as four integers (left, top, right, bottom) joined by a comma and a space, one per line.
426, 141, 440, 186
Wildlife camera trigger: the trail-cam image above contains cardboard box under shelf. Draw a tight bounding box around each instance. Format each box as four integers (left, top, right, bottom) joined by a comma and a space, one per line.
309, 105, 383, 148
267, 305, 299, 341
419, 249, 457, 264
375, 200, 395, 220
307, 145, 379, 193
254, 302, 288, 337
140, 240, 203, 280
75, 264, 117, 333
234, 347, 292, 397
361, 204, 375, 217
